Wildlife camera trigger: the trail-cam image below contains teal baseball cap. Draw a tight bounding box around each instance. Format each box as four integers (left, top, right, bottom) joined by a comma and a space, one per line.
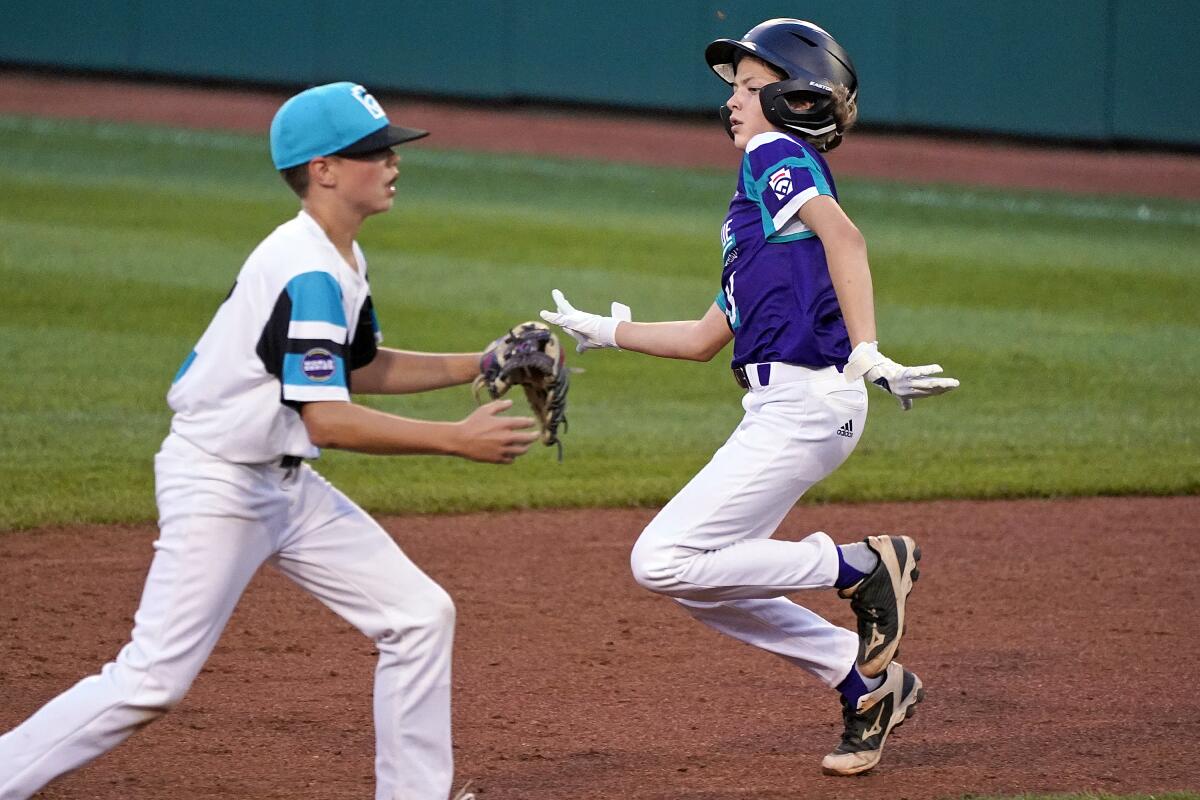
269, 82, 428, 170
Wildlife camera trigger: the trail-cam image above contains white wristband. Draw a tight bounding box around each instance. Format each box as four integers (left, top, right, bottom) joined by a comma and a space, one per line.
600, 301, 632, 349
844, 340, 883, 381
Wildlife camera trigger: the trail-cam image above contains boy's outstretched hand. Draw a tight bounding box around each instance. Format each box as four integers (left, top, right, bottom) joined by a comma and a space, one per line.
454, 399, 539, 463
844, 341, 960, 411
540, 289, 631, 353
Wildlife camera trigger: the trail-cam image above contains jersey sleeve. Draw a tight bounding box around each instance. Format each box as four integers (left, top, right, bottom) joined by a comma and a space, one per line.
742, 135, 835, 240
256, 270, 351, 404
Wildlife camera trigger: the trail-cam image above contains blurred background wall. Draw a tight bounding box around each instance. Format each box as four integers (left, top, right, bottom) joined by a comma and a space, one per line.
2, 0, 1197, 146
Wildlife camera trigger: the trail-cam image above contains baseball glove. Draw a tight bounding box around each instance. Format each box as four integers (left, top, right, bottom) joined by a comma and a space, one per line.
473, 321, 568, 459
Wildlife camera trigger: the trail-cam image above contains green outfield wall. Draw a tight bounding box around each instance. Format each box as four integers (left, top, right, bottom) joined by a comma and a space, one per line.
4, 1, 1197, 145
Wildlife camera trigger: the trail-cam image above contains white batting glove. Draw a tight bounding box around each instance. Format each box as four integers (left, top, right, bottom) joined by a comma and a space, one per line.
539, 289, 632, 353
844, 341, 960, 411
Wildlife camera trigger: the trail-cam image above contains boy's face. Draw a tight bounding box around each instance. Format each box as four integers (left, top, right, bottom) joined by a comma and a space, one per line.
727, 56, 784, 150
323, 147, 401, 216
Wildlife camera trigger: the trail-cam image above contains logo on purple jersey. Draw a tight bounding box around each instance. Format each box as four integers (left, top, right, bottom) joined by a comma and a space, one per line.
721, 218, 739, 266
722, 271, 740, 330
768, 166, 794, 200
301, 348, 336, 382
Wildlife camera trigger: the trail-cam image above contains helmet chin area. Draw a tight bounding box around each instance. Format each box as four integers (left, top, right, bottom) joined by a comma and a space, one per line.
719, 106, 735, 139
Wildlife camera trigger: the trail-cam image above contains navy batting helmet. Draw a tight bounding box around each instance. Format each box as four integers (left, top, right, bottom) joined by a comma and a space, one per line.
705, 18, 858, 150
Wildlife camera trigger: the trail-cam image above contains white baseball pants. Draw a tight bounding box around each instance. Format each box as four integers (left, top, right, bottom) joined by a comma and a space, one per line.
0, 433, 455, 800
630, 366, 868, 687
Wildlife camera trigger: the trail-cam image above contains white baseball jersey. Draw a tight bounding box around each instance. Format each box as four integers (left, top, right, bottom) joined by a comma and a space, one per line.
167, 210, 381, 463
0, 81, 458, 800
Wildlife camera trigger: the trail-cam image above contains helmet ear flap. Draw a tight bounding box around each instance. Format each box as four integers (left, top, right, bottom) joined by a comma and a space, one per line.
759, 78, 840, 140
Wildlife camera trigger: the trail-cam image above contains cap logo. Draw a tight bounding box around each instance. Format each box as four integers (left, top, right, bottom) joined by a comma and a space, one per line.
350, 85, 386, 120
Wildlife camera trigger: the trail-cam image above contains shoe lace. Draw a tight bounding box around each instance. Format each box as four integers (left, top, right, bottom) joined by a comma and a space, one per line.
837, 697, 867, 749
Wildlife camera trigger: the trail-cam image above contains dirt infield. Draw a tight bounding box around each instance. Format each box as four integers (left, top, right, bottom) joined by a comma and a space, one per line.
2, 72, 1199, 798
2, 498, 1198, 799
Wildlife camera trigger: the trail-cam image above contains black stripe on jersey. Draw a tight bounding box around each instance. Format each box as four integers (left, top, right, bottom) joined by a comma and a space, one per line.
349, 295, 379, 371
257, 289, 293, 388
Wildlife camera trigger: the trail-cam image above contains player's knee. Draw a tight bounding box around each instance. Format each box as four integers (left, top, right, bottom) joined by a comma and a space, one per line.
376, 585, 456, 646
629, 535, 677, 595
126, 673, 192, 713
424, 587, 456, 632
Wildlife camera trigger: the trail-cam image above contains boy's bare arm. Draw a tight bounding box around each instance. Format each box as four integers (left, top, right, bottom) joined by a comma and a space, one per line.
613, 303, 732, 362
300, 399, 537, 463
350, 348, 480, 395
798, 196, 877, 346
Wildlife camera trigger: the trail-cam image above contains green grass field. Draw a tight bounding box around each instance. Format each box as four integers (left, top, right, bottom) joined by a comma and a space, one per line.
1, 114, 1197, 530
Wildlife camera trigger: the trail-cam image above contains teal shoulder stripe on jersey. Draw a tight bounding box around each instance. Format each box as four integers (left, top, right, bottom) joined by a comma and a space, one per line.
752, 154, 832, 197
172, 350, 197, 383
286, 271, 347, 326
740, 154, 760, 203
751, 154, 833, 238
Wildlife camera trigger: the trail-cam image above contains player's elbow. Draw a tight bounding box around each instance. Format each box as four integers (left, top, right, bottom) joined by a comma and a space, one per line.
305, 427, 338, 449
677, 309, 732, 362
300, 401, 354, 449
688, 339, 725, 362
683, 330, 729, 362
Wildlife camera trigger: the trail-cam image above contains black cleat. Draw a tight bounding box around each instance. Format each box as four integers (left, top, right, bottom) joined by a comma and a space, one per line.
839, 534, 921, 677
822, 662, 924, 776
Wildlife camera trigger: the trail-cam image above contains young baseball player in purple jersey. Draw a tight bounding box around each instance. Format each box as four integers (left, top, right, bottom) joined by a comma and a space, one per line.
541, 20, 959, 775
0, 83, 526, 800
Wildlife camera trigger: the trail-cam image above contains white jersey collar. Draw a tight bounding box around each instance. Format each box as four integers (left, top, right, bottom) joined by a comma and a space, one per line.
745, 131, 800, 154
296, 209, 367, 281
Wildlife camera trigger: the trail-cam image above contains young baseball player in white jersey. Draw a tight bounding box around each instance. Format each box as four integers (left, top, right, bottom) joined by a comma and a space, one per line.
541, 20, 959, 776
0, 82, 530, 800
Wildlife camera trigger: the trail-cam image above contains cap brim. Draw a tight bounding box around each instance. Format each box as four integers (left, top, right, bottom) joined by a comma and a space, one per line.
334, 124, 429, 156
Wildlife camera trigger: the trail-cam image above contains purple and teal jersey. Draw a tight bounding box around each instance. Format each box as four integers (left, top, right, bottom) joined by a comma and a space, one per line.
715, 131, 851, 369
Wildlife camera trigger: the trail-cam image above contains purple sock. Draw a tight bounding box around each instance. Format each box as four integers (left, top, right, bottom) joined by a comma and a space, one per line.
836, 666, 871, 707
835, 546, 868, 590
